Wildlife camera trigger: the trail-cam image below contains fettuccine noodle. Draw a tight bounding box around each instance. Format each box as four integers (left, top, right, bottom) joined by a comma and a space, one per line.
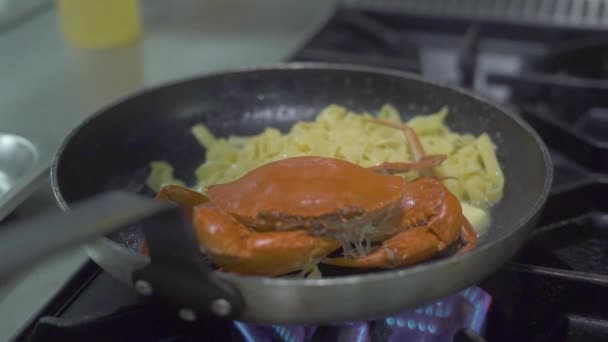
146, 104, 504, 235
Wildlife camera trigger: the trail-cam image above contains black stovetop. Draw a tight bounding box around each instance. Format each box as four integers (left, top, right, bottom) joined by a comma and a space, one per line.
17, 8, 608, 342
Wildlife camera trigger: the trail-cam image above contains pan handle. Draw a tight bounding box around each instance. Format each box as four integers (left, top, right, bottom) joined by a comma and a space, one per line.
0, 190, 244, 320
132, 200, 244, 321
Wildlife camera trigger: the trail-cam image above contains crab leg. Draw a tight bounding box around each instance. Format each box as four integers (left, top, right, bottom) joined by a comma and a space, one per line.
324, 177, 475, 269
457, 217, 478, 254
155, 184, 211, 218
324, 226, 442, 268
366, 118, 428, 161
365, 118, 444, 176
324, 219, 478, 269
139, 185, 211, 256
366, 156, 446, 175
193, 205, 341, 276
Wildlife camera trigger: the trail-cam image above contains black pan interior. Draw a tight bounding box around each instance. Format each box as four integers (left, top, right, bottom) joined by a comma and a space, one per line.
53, 64, 551, 277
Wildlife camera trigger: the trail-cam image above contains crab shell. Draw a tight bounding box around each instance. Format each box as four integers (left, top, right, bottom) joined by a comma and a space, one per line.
206, 156, 408, 242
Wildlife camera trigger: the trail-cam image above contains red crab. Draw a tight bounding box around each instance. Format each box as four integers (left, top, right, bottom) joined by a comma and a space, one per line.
142, 119, 478, 276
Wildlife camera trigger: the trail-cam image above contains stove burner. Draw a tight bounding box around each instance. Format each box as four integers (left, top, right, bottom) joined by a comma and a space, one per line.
574, 108, 608, 143
528, 37, 608, 81
517, 105, 608, 176
488, 37, 608, 127
23, 286, 490, 342
233, 286, 490, 342
290, 10, 421, 73
522, 37, 608, 114
486, 37, 608, 177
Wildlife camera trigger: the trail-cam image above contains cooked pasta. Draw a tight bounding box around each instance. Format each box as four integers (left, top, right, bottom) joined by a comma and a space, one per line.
146, 104, 505, 236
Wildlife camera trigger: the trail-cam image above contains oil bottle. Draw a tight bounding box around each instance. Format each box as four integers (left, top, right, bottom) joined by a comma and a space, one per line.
56, 0, 141, 49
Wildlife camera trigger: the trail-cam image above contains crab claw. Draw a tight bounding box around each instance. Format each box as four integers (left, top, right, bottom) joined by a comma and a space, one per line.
144, 185, 341, 276
193, 205, 341, 276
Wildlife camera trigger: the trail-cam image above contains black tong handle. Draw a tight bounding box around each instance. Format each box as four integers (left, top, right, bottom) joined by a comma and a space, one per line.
0, 190, 243, 320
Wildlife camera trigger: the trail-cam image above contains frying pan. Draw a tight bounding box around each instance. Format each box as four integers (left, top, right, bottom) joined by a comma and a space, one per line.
4, 63, 553, 325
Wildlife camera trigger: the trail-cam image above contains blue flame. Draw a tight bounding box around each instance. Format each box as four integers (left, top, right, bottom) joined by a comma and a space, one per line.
419, 321, 427, 332
234, 321, 265, 342
355, 324, 369, 342
233, 286, 491, 342
436, 305, 444, 318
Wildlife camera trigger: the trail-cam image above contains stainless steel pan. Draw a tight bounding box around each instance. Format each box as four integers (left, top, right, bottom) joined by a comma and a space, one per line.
3, 63, 553, 325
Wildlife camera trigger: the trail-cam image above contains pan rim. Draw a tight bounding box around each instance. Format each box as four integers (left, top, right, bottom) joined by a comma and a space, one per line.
50, 61, 554, 287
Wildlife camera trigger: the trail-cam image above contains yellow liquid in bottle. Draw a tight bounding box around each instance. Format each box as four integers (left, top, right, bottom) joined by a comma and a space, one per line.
56, 0, 141, 49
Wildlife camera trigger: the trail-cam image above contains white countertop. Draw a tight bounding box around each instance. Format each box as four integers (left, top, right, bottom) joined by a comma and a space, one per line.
0, 0, 335, 339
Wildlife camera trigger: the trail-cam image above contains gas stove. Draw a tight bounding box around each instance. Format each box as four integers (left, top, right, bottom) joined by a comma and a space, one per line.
14, 6, 608, 342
